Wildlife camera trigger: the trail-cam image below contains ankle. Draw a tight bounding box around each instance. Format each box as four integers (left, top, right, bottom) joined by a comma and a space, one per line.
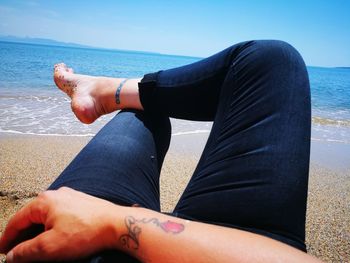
119, 78, 143, 110
94, 77, 121, 114
96, 77, 143, 112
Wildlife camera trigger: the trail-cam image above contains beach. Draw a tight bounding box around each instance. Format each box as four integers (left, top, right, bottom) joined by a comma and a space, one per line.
1, 41, 350, 262
0, 133, 349, 262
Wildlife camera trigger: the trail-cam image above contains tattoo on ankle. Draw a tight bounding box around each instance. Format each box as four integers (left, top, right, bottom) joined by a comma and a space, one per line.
119, 216, 185, 250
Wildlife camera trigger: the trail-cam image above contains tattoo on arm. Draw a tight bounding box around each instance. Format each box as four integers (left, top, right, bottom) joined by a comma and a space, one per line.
119, 216, 185, 250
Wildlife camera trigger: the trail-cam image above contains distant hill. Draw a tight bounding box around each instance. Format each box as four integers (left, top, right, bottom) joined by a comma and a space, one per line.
0, 35, 92, 49
0, 35, 201, 59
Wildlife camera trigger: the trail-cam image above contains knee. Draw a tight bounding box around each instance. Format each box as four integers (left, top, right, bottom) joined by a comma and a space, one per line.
229, 40, 310, 103
250, 40, 306, 70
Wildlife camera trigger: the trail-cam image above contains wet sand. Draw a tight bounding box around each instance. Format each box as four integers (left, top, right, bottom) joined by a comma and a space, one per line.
0, 133, 349, 262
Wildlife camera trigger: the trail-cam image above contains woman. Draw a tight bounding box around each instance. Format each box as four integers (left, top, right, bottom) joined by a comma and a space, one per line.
0, 40, 320, 262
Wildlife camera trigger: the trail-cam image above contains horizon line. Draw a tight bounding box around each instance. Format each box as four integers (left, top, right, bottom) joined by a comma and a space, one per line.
1, 35, 349, 68
0, 34, 203, 60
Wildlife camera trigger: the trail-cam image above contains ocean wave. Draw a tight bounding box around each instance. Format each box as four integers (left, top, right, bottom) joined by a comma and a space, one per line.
311, 137, 350, 144
0, 128, 211, 137
0, 128, 95, 137
0, 94, 69, 102
312, 116, 350, 127
172, 130, 211, 136
1, 128, 349, 144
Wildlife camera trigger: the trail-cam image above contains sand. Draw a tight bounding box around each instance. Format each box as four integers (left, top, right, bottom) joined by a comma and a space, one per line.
0, 133, 349, 262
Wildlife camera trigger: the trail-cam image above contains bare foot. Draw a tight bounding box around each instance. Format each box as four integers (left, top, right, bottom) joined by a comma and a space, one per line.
54, 63, 143, 124
54, 63, 119, 124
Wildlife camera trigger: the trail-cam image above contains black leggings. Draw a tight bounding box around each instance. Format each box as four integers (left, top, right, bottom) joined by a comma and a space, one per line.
50, 40, 311, 261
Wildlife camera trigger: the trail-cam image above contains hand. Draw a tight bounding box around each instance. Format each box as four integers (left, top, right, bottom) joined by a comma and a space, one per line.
0, 187, 121, 262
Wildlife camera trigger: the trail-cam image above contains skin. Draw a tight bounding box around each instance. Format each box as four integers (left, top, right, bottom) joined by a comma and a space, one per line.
0, 64, 322, 262
53, 63, 143, 123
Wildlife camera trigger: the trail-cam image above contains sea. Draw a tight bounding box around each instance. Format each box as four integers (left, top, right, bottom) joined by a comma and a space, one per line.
0, 41, 349, 144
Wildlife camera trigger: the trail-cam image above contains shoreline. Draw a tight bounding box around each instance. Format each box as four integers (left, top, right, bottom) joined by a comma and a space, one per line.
0, 133, 349, 261
1, 115, 350, 145
1, 131, 349, 171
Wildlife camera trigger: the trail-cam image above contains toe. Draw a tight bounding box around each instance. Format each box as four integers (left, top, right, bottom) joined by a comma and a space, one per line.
54, 63, 68, 73
54, 62, 65, 68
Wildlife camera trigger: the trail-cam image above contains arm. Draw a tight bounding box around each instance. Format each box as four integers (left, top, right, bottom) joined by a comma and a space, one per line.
0, 188, 321, 263
112, 207, 320, 263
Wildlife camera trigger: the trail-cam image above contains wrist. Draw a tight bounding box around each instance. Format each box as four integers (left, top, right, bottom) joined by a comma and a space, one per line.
106, 206, 188, 262
103, 204, 130, 250
106, 206, 157, 261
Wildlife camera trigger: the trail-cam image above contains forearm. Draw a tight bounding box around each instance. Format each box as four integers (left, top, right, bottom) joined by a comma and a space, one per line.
0, 188, 321, 262
109, 207, 320, 263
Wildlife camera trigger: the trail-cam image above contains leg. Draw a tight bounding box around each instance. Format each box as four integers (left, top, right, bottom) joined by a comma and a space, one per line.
53, 42, 253, 124
138, 41, 254, 120
170, 40, 311, 251
52, 42, 250, 207
49, 110, 171, 210
48, 110, 171, 262
52, 40, 310, 255
51, 44, 251, 261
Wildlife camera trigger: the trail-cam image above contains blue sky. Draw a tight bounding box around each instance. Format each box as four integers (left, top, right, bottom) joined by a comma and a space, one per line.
0, 0, 349, 67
